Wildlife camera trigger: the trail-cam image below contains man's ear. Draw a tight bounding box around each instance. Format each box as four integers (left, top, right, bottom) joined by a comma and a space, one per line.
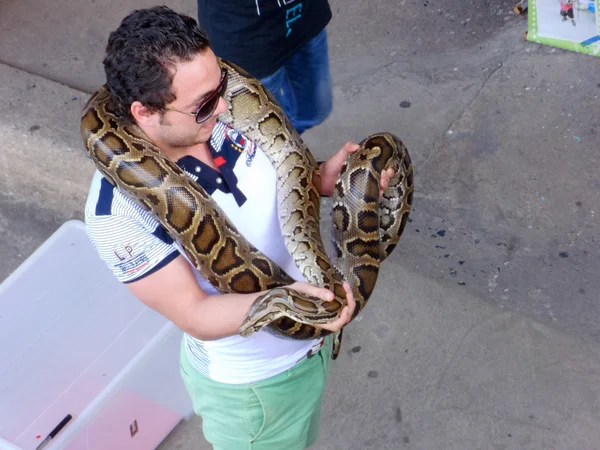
131, 101, 155, 125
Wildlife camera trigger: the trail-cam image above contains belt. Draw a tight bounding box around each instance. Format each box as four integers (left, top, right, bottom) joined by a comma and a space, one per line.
296, 339, 325, 364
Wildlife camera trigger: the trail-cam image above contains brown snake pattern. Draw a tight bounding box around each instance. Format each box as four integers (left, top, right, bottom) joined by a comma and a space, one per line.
80, 58, 414, 359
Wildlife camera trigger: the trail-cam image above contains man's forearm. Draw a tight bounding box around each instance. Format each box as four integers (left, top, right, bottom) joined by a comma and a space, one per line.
183, 291, 263, 341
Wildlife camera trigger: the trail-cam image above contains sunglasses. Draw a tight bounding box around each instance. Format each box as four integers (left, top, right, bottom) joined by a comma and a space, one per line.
164, 68, 228, 124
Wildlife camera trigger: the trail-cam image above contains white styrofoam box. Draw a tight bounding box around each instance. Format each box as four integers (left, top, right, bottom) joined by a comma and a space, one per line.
0, 220, 193, 450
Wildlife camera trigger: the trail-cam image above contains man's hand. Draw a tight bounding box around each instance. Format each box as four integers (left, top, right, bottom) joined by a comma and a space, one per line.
287, 281, 356, 333
319, 141, 395, 198
314, 282, 356, 332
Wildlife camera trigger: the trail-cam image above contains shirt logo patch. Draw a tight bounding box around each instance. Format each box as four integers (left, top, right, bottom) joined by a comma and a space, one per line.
225, 126, 256, 167
116, 253, 150, 276
225, 127, 249, 153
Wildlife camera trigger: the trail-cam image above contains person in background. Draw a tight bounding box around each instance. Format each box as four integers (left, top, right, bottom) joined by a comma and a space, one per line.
197, 0, 333, 134
560, 0, 576, 26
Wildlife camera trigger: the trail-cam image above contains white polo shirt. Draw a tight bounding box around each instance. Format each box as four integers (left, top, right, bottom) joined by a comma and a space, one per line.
84, 121, 321, 384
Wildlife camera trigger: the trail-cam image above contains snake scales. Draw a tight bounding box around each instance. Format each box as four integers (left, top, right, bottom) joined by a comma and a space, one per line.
81, 58, 414, 359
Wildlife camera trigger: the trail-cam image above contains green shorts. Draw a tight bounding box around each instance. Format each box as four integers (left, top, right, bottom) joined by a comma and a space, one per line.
179, 337, 332, 450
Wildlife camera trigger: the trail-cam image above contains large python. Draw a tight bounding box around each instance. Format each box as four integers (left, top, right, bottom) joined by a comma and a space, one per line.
81, 58, 414, 359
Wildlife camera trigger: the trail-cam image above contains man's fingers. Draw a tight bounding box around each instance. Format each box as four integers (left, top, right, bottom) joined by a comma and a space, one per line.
339, 141, 359, 156
342, 282, 356, 316
340, 305, 352, 322
309, 282, 357, 332
335, 307, 349, 326
315, 306, 349, 332
383, 168, 395, 184
309, 286, 334, 301
288, 281, 359, 333
379, 168, 396, 198
289, 282, 334, 301
381, 176, 389, 191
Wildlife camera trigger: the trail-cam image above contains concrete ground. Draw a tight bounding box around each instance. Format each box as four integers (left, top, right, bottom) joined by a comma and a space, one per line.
1, 0, 599, 449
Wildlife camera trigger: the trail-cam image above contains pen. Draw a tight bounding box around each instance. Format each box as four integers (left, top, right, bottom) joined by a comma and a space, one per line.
35, 414, 72, 450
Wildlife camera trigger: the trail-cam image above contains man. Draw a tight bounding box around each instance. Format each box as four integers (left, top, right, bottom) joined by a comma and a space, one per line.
85, 6, 392, 449
197, 0, 333, 134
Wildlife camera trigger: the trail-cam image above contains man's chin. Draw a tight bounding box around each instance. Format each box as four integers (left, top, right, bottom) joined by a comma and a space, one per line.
170, 134, 210, 149
203, 119, 218, 133
193, 121, 217, 143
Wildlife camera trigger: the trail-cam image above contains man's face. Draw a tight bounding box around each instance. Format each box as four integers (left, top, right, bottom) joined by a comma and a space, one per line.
154, 48, 228, 149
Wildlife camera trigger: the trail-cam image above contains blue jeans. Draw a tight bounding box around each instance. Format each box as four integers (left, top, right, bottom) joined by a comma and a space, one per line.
259, 29, 332, 134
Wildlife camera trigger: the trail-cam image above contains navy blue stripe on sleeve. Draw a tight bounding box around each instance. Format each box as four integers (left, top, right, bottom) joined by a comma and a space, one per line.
95, 178, 115, 216
152, 224, 175, 245
123, 250, 180, 284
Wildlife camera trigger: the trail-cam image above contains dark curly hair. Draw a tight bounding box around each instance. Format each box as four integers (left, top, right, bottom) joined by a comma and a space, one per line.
103, 6, 210, 123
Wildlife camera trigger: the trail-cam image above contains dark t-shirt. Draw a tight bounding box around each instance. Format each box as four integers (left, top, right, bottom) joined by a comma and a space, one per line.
197, 0, 332, 79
